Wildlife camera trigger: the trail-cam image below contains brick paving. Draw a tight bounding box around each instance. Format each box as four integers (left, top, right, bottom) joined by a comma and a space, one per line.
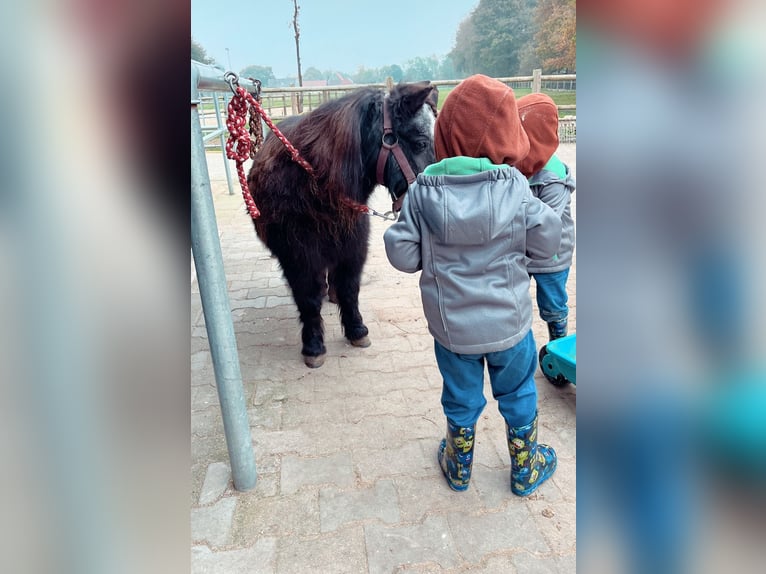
191, 144, 576, 573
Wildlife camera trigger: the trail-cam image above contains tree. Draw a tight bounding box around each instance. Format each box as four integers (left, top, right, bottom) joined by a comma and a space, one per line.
450, 13, 480, 76
403, 56, 440, 81
448, 0, 537, 77
437, 56, 456, 80
191, 37, 216, 65
518, 42, 541, 75
303, 66, 324, 81
351, 66, 381, 84
239, 65, 276, 87
380, 64, 404, 83
534, 0, 575, 72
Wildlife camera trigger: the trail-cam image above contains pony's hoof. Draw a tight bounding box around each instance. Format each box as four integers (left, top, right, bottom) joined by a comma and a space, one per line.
350, 336, 371, 348
303, 354, 326, 368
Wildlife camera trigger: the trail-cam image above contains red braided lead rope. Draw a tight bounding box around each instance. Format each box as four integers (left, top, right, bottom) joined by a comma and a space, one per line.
225, 86, 263, 219
225, 82, 369, 221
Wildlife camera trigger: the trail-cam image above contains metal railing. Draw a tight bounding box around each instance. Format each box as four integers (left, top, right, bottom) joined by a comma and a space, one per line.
191, 60, 258, 491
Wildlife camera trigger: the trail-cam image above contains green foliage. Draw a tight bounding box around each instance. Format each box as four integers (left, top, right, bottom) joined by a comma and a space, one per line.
403, 56, 440, 81
450, 0, 538, 77
534, 0, 575, 72
192, 37, 216, 65
351, 66, 382, 84
303, 67, 324, 81
380, 64, 404, 83
239, 65, 276, 87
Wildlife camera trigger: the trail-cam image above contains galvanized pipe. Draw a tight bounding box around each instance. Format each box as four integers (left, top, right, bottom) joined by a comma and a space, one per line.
212, 92, 235, 195
190, 62, 256, 491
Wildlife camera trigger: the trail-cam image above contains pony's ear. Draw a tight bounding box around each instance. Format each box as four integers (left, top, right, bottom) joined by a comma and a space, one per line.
392, 81, 439, 117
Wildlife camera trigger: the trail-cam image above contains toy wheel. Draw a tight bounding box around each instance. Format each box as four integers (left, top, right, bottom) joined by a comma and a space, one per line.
538, 345, 570, 387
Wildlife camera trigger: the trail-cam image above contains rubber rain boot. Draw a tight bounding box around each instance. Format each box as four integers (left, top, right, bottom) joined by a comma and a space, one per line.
507, 413, 557, 496
547, 319, 568, 341
438, 420, 475, 491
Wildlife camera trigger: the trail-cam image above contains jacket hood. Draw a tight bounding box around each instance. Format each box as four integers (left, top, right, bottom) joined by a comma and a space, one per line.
516, 93, 560, 178
434, 74, 529, 166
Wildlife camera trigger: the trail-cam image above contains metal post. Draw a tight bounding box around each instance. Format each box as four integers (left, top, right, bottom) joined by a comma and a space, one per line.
191, 63, 257, 491
212, 92, 235, 195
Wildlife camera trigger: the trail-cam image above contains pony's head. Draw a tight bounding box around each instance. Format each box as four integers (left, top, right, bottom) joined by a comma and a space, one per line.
379, 81, 439, 206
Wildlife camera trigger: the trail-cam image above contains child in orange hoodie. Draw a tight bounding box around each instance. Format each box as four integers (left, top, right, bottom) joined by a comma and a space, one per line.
516, 94, 576, 341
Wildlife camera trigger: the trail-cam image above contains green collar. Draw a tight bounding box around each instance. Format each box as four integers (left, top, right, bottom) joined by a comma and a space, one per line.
541, 155, 567, 179
423, 156, 506, 176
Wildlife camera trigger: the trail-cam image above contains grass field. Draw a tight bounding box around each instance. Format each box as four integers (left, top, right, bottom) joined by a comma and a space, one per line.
436, 86, 575, 117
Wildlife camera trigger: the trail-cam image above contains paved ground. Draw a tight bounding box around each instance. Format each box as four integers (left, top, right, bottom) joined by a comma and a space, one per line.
191, 144, 576, 573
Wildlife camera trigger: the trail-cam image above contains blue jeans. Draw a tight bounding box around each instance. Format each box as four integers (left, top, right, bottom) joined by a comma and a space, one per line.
532, 269, 570, 324
434, 331, 538, 428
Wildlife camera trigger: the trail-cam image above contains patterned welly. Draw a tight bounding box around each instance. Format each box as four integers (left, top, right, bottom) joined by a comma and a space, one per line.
438, 420, 475, 491
506, 413, 557, 496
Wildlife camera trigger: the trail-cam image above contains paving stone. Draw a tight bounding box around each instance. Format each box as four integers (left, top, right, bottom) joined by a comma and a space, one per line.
509, 551, 562, 574
320, 479, 400, 532
469, 466, 513, 511
465, 554, 519, 573
525, 500, 576, 554
192, 384, 219, 412
554, 552, 577, 573
232, 490, 320, 541
276, 527, 367, 574
191, 433, 229, 463
193, 146, 577, 572
191, 350, 211, 371
248, 403, 283, 431
445, 502, 551, 563
198, 461, 232, 505
281, 452, 355, 494
353, 440, 436, 483
394, 555, 520, 573
191, 497, 237, 548
550, 456, 576, 502
394, 475, 482, 523
191, 408, 224, 438
251, 428, 316, 457
281, 395, 347, 426
191, 539, 277, 574
364, 515, 459, 573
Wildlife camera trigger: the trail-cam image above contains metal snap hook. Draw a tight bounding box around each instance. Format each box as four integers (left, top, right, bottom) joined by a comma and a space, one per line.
224, 71, 240, 95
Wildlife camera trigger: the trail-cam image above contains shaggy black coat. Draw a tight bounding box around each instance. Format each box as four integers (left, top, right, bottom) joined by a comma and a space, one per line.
247, 82, 438, 367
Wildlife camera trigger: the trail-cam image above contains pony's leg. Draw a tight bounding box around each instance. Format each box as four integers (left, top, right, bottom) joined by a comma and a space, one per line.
281, 264, 328, 368
326, 265, 338, 304
333, 258, 371, 348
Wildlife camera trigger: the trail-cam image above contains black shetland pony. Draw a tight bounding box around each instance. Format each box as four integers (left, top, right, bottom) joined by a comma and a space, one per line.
247, 82, 438, 367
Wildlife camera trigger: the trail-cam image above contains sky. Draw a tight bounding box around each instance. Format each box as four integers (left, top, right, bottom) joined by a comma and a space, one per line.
191, 0, 479, 78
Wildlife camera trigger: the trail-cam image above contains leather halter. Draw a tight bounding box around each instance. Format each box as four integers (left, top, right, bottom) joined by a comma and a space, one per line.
375, 95, 417, 211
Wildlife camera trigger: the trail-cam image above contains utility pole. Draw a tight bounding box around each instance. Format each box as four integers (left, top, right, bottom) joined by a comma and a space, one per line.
226, 47, 232, 71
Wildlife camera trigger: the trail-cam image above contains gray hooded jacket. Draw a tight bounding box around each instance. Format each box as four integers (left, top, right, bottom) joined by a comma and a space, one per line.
384, 162, 562, 354
527, 159, 576, 273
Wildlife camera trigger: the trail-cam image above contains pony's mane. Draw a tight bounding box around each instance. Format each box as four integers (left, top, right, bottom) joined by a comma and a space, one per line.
294, 88, 381, 208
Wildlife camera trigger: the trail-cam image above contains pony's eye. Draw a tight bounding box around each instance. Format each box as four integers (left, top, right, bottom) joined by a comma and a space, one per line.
414, 141, 429, 153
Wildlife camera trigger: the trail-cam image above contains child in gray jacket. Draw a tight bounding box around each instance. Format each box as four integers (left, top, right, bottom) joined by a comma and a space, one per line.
384, 75, 562, 496
516, 94, 576, 341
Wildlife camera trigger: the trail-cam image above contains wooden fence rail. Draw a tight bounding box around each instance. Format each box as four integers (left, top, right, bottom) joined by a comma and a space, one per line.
200, 71, 576, 144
